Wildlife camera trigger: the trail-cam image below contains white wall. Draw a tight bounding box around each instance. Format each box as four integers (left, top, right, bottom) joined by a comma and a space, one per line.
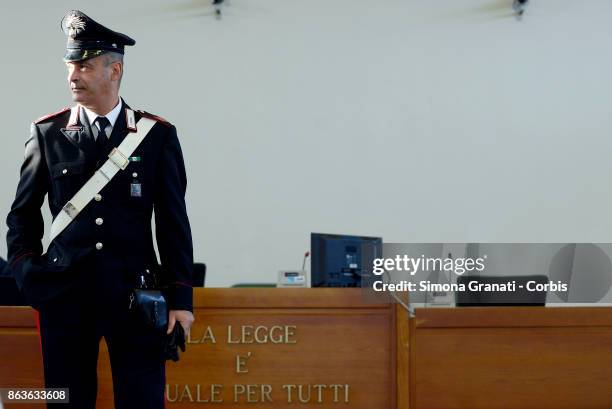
1, 0, 612, 287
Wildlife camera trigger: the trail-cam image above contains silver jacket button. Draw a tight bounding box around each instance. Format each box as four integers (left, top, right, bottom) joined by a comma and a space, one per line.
95, 242, 103, 250
95, 218, 103, 226
94, 194, 102, 201
62, 169, 68, 175
132, 172, 138, 178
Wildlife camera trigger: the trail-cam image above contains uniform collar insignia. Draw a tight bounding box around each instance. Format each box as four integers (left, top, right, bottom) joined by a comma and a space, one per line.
125, 108, 137, 132
66, 105, 80, 128
61, 106, 93, 155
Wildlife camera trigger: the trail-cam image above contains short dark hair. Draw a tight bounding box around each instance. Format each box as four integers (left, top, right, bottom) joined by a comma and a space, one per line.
104, 51, 124, 65
104, 51, 124, 86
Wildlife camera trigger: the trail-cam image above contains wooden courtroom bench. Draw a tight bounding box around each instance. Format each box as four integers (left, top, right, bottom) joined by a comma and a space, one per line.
411, 306, 612, 409
3, 288, 612, 408
0, 288, 407, 408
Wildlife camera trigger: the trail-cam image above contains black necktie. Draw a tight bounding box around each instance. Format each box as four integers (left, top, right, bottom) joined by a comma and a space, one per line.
94, 116, 111, 157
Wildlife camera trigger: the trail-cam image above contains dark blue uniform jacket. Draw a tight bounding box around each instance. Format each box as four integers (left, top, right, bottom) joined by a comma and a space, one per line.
6, 100, 194, 311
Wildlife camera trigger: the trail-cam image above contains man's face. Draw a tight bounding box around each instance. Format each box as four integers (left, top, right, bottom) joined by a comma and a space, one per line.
66, 55, 116, 105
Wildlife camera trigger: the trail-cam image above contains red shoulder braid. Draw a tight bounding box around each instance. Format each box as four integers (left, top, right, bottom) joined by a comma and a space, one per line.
136, 110, 172, 127
33, 107, 70, 124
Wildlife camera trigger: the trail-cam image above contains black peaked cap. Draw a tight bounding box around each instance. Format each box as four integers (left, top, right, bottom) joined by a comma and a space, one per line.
61, 10, 135, 62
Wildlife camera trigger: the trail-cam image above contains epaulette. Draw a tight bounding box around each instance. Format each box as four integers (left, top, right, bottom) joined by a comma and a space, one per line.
33, 107, 70, 124
136, 110, 172, 127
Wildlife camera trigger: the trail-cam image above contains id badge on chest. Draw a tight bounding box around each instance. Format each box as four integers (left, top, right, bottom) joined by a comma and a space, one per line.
130, 182, 142, 197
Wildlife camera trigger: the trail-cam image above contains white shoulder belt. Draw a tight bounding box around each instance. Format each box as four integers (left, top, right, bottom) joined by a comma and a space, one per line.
50, 109, 156, 242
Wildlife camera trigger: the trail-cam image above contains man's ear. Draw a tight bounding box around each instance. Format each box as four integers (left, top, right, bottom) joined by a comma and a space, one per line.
110, 62, 123, 82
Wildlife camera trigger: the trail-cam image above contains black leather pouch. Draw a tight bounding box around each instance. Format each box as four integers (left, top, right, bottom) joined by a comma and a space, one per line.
129, 269, 168, 332
131, 289, 168, 332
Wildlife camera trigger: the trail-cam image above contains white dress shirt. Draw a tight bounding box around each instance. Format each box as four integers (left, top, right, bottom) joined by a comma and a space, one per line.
81, 99, 123, 138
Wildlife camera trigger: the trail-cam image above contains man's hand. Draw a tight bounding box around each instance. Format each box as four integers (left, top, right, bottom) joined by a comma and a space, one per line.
167, 309, 195, 336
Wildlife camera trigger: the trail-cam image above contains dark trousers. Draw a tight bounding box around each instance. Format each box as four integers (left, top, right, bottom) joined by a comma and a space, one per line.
38, 290, 166, 409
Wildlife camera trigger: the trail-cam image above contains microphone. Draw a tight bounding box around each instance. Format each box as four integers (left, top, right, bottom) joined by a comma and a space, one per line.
302, 251, 310, 271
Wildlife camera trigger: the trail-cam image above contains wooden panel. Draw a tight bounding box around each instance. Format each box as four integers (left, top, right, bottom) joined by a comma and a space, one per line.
413, 307, 612, 409
0, 288, 401, 409
160, 308, 395, 408
409, 315, 417, 409
416, 306, 612, 328
0, 330, 43, 385
0, 307, 44, 409
0, 306, 38, 327
396, 304, 410, 409
194, 288, 390, 309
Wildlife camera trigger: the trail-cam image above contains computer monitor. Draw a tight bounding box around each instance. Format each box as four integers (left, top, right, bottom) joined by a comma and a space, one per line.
310, 233, 383, 287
